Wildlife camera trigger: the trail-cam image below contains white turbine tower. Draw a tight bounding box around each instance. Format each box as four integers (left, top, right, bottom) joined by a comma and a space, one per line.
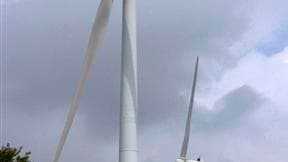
51, 0, 137, 162
175, 57, 204, 162
119, 1, 138, 162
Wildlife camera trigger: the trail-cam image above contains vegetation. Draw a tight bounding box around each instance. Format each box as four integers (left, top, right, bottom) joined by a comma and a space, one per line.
0, 143, 32, 162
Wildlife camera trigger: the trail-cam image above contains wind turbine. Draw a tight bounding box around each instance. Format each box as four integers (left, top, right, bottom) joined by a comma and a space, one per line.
52, 0, 138, 162
175, 57, 204, 162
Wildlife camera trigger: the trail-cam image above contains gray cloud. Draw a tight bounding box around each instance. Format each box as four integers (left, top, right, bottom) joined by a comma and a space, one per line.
207, 85, 266, 130
3, 0, 253, 138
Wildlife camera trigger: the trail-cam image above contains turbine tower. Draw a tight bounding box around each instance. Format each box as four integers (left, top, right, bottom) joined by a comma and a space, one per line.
119, 1, 138, 162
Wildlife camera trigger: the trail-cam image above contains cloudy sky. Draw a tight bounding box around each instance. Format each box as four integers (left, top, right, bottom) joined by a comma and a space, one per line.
1, 0, 288, 162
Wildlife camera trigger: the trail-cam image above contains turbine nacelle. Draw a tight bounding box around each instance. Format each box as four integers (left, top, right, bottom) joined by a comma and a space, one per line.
176, 157, 204, 162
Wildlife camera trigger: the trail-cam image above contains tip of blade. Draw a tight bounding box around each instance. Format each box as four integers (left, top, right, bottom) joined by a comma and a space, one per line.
196, 56, 199, 67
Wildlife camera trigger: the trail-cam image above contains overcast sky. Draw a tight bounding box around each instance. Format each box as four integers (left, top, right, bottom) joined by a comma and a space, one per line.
1, 0, 288, 162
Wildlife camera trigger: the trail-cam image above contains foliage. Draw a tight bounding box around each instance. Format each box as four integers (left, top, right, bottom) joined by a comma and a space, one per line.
0, 143, 32, 162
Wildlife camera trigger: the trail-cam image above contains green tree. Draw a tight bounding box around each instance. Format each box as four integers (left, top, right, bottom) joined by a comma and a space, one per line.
0, 143, 32, 162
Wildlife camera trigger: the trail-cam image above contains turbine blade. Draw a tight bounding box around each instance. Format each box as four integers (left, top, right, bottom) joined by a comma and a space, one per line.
180, 56, 199, 159
52, 1, 113, 162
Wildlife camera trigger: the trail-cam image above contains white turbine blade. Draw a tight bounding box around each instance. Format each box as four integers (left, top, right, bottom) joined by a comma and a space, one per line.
52, 1, 113, 162
180, 56, 199, 159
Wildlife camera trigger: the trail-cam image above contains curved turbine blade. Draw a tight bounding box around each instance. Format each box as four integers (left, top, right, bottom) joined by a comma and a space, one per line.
180, 56, 199, 159
52, 1, 113, 162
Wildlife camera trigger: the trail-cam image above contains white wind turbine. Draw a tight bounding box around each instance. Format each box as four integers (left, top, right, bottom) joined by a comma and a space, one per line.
175, 57, 204, 162
52, 0, 138, 162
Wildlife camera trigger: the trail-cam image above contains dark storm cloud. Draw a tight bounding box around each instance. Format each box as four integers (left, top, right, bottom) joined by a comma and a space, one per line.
192, 85, 266, 132
4, 0, 253, 139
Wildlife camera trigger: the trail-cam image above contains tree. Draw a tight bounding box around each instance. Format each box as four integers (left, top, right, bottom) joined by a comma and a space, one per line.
0, 143, 32, 162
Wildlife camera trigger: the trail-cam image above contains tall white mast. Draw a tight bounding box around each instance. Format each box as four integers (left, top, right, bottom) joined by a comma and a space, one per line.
119, 1, 138, 162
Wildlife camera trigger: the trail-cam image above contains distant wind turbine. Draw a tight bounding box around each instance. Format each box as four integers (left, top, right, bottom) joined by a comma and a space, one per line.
175, 57, 204, 162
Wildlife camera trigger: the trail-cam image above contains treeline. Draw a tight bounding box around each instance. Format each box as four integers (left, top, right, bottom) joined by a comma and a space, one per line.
0, 143, 32, 162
